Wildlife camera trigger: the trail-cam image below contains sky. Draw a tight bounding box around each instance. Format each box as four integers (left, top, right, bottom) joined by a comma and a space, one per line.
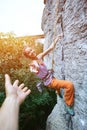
0, 0, 45, 36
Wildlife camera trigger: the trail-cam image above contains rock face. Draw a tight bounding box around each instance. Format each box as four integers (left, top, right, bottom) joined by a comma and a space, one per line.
41, 0, 87, 130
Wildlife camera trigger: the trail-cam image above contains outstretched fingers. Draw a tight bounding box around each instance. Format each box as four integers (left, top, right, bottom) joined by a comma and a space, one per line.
22, 87, 28, 92
19, 83, 25, 89
19, 83, 31, 95
13, 80, 19, 88
4, 74, 31, 105
18, 85, 31, 105
5, 74, 12, 87
25, 89, 31, 96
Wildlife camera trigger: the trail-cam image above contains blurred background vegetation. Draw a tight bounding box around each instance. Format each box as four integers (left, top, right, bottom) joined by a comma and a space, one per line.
0, 32, 56, 130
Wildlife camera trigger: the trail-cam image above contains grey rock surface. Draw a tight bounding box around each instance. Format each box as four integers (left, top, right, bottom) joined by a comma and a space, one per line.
42, 0, 87, 130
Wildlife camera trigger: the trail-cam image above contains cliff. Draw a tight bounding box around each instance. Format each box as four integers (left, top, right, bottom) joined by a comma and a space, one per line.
41, 0, 87, 130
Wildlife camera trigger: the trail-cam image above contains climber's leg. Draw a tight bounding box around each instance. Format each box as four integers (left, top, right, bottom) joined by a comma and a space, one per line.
64, 82, 74, 106
48, 78, 63, 98
64, 82, 75, 116
48, 78, 75, 116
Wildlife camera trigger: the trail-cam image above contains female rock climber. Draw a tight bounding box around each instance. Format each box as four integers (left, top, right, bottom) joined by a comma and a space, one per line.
23, 35, 75, 116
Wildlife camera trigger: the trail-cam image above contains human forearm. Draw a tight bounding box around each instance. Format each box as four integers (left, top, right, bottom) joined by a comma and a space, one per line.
37, 35, 63, 59
49, 35, 63, 49
37, 39, 57, 59
0, 74, 31, 130
41, 37, 58, 57
0, 96, 19, 130
39, 46, 53, 59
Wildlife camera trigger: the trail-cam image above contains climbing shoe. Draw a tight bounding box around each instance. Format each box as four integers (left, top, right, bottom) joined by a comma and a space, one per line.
36, 81, 43, 93
65, 105, 75, 116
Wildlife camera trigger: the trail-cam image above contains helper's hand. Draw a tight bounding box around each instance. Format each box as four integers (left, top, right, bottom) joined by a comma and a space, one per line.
5, 74, 31, 105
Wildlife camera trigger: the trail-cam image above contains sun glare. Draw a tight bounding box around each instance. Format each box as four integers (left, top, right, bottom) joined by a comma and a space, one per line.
0, 0, 44, 36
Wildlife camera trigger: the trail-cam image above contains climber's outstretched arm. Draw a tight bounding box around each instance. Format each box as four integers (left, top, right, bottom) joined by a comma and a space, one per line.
37, 34, 63, 59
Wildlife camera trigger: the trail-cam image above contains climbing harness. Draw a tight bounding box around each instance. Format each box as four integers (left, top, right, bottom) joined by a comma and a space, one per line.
36, 69, 54, 93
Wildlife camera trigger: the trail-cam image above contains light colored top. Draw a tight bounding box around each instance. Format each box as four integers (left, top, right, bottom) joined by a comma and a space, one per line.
30, 61, 53, 86
36, 63, 53, 86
